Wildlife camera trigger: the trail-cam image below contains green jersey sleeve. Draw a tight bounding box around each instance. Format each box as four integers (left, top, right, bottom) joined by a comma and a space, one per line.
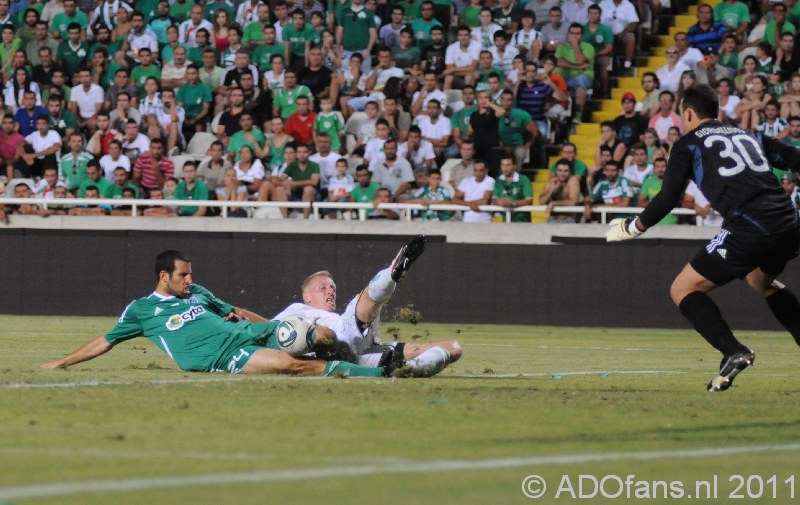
104, 301, 144, 344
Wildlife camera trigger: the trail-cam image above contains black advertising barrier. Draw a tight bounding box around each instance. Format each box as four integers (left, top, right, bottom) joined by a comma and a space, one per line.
0, 228, 794, 330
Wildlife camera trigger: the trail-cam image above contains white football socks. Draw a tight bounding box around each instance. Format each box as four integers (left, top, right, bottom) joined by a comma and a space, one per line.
367, 268, 396, 303
407, 346, 450, 377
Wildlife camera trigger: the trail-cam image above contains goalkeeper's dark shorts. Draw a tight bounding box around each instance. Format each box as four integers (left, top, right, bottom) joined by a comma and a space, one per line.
691, 226, 800, 286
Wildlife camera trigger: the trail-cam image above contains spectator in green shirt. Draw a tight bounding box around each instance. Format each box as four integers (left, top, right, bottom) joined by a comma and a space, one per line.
350, 163, 381, 203
56, 23, 89, 80
130, 47, 161, 93
77, 162, 113, 198
105, 166, 141, 199
50, 0, 88, 42
283, 8, 315, 71
174, 160, 210, 216
638, 156, 677, 225
335, 0, 377, 72
491, 154, 532, 222
176, 64, 212, 142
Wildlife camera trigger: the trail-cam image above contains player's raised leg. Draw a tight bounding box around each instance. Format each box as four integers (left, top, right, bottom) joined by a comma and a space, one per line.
670, 262, 754, 392
355, 234, 428, 324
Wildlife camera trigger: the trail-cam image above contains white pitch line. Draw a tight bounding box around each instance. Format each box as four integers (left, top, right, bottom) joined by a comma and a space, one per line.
0, 370, 687, 389
1, 443, 798, 501
452, 370, 688, 378
0, 376, 328, 389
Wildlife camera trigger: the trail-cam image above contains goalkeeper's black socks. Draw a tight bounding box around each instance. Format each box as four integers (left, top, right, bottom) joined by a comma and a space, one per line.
679, 291, 749, 356
766, 288, 800, 347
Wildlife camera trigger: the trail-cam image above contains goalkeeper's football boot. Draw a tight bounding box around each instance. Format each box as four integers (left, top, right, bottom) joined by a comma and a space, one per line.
390, 234, 427, 282
707, 348, 755, 392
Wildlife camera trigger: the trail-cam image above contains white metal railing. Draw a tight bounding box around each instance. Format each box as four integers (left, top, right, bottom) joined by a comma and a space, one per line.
0, 197, 700, 223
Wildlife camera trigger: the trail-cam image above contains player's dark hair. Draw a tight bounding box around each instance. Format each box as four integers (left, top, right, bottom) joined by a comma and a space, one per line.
156, 250, 191, 279
680, 84, 718, 120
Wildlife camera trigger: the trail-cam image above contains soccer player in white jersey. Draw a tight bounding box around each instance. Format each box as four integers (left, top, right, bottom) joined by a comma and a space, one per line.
273, 235, 462, 376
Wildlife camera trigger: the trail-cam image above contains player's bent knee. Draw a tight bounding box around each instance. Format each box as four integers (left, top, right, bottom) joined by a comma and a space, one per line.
441, 340, 462, 362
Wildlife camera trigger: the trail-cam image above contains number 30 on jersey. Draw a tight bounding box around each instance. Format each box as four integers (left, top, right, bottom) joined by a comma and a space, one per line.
704, 134, 770, 176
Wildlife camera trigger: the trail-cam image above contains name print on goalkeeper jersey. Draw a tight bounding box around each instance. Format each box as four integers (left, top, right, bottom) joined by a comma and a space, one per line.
639, 120, 800, 236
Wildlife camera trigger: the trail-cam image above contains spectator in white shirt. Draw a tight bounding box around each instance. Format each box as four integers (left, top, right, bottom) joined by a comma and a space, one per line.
598, 0, 638, 70
453, 160, 495, 222
416, 99, 451, 160
489, 30, 519, 75
411, 70, 448, 116
655, 45, 691, 93
15, 116, 62, 179
100, 139, 131, 181
397, 125, 436, 172
125, 11, 159, 63
443, 26, 481, 89
69, 68, 105, 135
179, 5, 214, 49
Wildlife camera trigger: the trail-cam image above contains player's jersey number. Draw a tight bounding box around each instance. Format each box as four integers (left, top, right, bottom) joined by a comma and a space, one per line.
703, 134, 770, 176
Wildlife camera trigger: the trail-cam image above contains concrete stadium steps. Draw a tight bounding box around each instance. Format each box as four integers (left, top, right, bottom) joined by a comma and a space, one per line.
530, 178, 549, 223
574, 122, 598, 137
590, 110, 618, 122
668, 15, 696, 36
559, 1, 698, 180
533, 169, 550, 182
547, 155, 595, 168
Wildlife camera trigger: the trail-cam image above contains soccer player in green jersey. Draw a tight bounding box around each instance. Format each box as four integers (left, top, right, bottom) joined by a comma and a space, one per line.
40, 251, 395, 377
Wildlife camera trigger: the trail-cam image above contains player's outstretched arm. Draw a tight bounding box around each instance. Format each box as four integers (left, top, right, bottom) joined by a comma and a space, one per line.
40, 336, 113, 369
606, 217, 646, 242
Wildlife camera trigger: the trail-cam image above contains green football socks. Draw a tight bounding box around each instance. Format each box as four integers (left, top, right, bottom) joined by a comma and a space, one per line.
323, 360, 384, 377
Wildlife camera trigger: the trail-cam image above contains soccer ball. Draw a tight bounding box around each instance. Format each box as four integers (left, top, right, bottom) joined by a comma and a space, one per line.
276, 315, 316, 356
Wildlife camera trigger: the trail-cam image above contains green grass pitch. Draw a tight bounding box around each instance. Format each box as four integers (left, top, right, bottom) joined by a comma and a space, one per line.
1, 315, 800, 504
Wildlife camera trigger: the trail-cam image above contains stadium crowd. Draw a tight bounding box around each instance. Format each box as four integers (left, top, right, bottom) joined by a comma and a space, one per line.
0, 0, 797, 224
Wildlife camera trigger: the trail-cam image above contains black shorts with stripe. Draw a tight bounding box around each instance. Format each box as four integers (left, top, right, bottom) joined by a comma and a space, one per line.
691, 226, 800, 286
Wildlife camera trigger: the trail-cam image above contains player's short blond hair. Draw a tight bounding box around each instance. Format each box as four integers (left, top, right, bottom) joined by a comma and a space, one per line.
302, 271, 333, 294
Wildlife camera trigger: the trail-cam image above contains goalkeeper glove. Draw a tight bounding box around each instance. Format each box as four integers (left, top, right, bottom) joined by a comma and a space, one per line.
606, 217, 645, 242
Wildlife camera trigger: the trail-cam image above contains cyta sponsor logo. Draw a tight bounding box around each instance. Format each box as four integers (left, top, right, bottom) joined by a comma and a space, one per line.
166, 306, 206, 331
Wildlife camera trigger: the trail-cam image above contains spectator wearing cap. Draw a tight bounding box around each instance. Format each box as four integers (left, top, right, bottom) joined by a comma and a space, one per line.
696, 46, 733, 87
647, 90, 682, 142
612, 91, 648, 147
655, 45, 690, 93
687, 3, 727, 53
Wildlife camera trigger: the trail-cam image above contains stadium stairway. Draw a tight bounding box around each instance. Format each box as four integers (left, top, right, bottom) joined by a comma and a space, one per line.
528, 0, 705, 222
